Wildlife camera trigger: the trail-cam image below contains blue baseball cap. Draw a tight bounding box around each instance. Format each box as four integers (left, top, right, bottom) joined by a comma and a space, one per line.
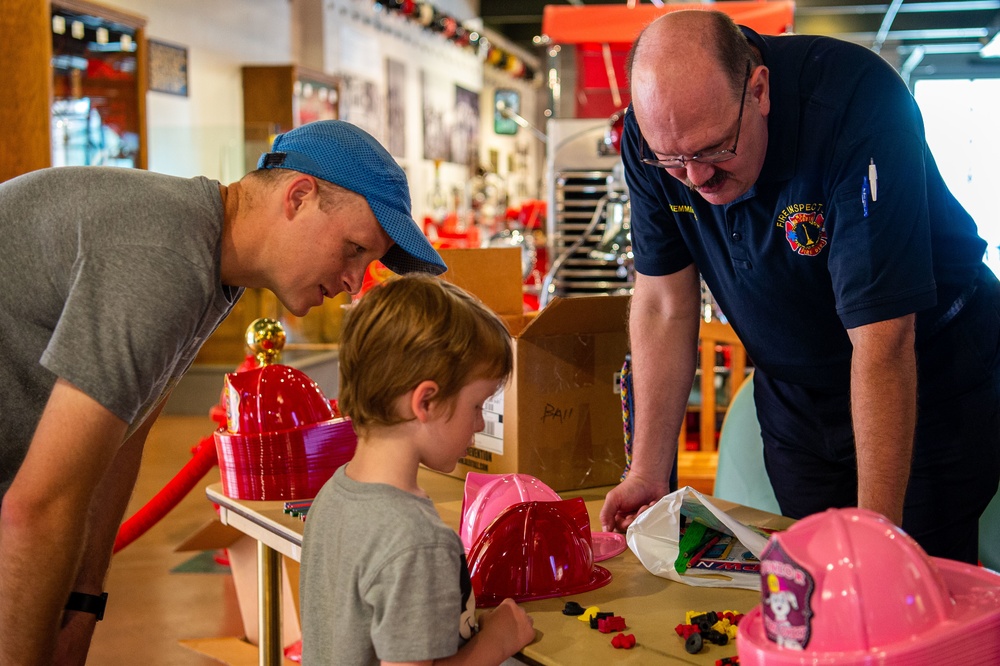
257, 120, 446, 275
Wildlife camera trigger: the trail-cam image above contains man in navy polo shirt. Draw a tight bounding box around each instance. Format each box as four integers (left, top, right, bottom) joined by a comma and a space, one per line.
598, 9, 1000, 564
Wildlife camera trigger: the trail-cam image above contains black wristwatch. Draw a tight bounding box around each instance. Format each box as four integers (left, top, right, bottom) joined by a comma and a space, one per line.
64, 592, 109, 621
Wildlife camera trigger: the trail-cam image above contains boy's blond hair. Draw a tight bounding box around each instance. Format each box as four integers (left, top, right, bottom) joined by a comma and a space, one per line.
338, 274, 513, 433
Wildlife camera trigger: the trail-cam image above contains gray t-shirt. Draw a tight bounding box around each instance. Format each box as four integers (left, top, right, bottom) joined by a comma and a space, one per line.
300, 467, 477, 665
0, 167, 241, 497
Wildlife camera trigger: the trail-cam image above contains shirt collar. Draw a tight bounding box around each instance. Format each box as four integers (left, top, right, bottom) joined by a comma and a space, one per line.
740, 26, 798, 186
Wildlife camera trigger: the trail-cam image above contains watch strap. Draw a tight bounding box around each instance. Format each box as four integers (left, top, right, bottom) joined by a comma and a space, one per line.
64, 591, 109, 621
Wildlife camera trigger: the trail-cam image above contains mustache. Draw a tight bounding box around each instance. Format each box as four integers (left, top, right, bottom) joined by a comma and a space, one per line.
686, 169, 729, 192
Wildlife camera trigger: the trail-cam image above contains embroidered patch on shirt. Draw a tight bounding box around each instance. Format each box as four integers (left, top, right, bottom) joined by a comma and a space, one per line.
777, 203, 827, 256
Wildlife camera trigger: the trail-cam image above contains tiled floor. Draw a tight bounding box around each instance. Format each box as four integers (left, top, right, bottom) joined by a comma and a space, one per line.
86, 414, 717, 665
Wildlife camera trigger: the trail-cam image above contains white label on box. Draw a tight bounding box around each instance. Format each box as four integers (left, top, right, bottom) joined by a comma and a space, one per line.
473, 388, 504, 455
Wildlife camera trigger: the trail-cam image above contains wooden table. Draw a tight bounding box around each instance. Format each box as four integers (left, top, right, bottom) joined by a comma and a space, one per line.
206, 471, 791, 666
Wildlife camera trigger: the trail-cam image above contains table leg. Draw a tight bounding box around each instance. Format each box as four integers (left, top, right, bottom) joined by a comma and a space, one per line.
258, 541, 282, 666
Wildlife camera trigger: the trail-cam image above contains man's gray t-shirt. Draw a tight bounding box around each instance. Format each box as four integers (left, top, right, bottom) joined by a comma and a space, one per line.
0, 167, 242, 497
300, 467, 477, 665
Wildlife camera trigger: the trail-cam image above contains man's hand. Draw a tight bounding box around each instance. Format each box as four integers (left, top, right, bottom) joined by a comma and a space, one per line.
600, 472, 671, 533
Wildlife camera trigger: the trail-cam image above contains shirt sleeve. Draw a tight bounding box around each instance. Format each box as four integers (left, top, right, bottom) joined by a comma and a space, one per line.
41, 244, 210, 423
822, 67, 937, 329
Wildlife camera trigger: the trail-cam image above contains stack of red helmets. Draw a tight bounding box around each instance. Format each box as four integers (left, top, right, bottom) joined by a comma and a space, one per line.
213, 318, 356, 500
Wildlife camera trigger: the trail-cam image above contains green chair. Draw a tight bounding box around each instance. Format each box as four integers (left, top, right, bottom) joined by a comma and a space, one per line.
712, 373, 781, 515
980, 483, 1000, 571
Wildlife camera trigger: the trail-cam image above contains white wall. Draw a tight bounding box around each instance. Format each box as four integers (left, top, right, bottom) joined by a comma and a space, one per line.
97, 0, 294, 180
93, 0, 544, 225
321, 0, 544, 226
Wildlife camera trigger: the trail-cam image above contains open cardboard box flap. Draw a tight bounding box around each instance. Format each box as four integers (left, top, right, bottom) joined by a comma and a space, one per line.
437, 247, 631, 491
519, 293, 629, 338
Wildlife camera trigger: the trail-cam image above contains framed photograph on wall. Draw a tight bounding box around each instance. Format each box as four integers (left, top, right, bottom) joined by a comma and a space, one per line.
148, 40, 188, 96
494, 89, 520, 135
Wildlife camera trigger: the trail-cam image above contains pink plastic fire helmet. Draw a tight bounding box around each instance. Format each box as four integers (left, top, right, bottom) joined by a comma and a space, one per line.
460, 472, 627, 561
739, 507, 1000, 665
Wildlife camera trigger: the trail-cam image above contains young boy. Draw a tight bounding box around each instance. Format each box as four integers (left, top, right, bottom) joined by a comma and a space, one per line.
300, 274, 536, 665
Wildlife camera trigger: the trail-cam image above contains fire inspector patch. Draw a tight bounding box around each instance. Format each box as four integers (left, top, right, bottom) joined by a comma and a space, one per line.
777, 204, 827, 256
759, 540, 815, 650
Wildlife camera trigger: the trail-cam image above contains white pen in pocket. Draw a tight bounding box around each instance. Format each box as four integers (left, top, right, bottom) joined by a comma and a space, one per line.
868, 158, 878, 202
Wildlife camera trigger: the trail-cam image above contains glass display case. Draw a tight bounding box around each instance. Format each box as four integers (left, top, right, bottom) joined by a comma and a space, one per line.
50, 1, 145, 169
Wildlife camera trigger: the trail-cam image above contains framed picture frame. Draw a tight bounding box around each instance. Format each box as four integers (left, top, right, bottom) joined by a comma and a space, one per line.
494, 89, 520, 135
148, 40, 188, 96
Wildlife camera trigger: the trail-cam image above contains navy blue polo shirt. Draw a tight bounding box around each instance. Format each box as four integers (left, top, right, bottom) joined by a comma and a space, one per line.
623, 27, 987, 389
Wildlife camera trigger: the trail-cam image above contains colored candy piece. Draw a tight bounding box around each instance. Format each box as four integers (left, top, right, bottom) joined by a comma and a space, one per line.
674, 623, 700, 638
562, 601, 585, 616
704, 629, 729, 646
685, 632, 704, 654
597, 615, 626, 633
577, 605, 600, 622
611, 633, 636, 649
589, 611, 614, 629
685, 610, 709, 624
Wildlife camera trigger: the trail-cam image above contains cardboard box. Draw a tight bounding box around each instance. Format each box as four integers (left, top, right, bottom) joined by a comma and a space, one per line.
438, 247, 630, 491
175, 520, 301, 655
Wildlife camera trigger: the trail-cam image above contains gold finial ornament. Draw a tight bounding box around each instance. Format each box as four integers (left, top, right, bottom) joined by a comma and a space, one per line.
245, 318, 286, 366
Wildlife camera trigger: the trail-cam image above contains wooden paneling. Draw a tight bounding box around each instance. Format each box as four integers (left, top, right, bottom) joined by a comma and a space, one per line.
1, 0, 53, 182
679, 320, 748, 452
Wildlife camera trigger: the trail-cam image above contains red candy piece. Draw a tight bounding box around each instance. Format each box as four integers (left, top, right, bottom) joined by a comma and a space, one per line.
674, 623, 700, 638
598, 616, 627, 633
611, 633, 636, 649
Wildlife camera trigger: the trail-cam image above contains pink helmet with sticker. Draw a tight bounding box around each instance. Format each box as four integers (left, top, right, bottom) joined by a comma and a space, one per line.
739, 507, 1000, 665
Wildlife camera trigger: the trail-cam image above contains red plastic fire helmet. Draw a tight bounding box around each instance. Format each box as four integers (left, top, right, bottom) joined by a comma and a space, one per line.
213, 319, 356, 501
460, 472, 627, 561
467, 498, 612, 607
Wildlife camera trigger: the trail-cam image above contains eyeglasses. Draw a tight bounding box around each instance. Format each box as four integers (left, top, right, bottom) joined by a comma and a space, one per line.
639, 61, 752, 170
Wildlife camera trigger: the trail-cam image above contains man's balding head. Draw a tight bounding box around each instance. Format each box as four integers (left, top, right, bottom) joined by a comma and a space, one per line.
628, 10, 770, 205
628, 10, 757, 102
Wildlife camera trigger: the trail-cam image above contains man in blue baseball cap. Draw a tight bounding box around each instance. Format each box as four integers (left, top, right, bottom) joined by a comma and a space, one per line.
0, 119, 445, 664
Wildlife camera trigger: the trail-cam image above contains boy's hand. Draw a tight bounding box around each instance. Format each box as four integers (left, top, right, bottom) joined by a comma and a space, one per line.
479, 598, 536, 656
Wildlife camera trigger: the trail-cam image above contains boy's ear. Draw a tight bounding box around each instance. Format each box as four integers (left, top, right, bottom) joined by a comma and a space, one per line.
410, 380, 440, 423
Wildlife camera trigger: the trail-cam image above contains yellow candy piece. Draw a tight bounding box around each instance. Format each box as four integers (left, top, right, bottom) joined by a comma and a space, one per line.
578, 606, 601, 622
685, 610, 708, 624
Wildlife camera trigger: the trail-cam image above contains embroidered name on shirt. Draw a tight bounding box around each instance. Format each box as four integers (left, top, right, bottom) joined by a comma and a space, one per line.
777, 203, 827, 257
669, 204, 697, 221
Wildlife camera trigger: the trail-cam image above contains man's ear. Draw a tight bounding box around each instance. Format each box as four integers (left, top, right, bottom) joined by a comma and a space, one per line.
283, 174, 318, 219
751, 64, 771, 117
409, 380, 440, 423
